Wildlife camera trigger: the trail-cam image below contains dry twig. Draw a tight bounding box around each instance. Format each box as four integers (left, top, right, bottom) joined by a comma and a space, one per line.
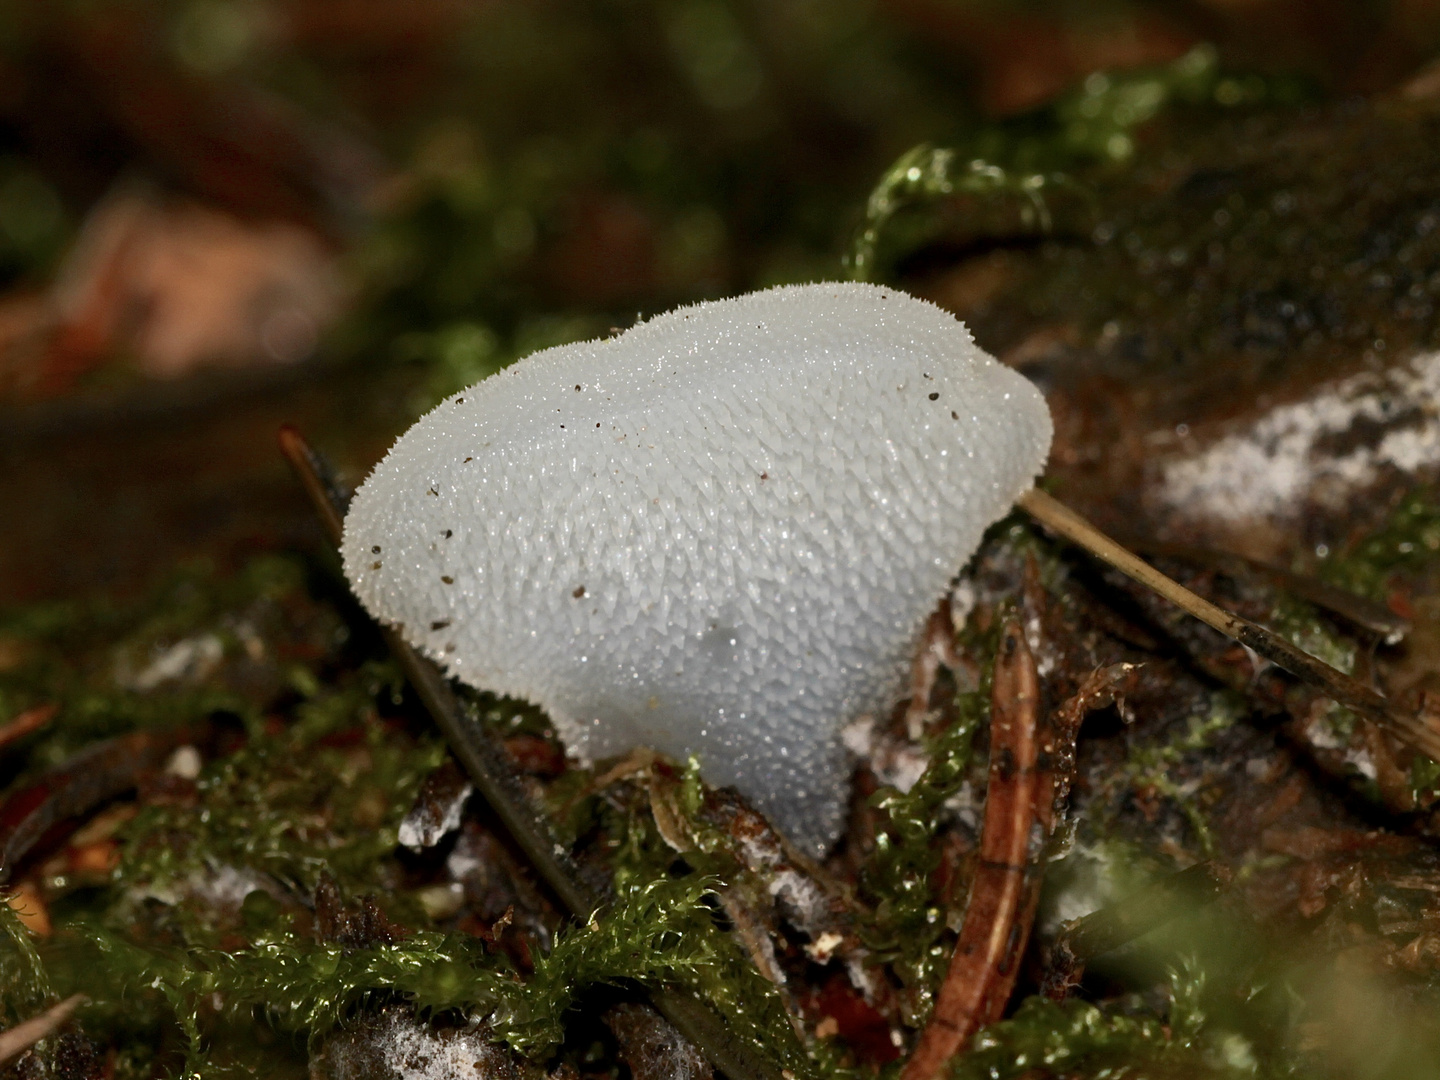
0, 994, 85, 1065
1017, 488, 1440, 762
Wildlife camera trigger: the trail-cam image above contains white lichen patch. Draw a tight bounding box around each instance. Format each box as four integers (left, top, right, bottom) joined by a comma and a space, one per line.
1158, 350, 1440, 524
342, 283, 1051, 854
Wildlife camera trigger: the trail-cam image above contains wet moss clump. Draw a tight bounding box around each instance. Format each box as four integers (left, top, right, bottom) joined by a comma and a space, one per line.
949, 967, 1220, 1080
1318, 487, 1440, 602
69, 873, 777, 1074
115, 662, 444, 906
860, 682, 988, 1029
0, 899, 52, 1025
7, 514, 1439, 1078
849, 45, 1311, 284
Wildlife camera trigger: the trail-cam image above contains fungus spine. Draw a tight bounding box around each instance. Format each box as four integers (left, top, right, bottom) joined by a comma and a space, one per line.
341, 282, 1052, 854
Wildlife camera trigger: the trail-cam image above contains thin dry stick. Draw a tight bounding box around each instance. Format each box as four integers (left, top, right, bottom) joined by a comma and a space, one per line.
278, 426, 598, 916
1129, 540, 1407, 642
277, 425, 792, 1080
1017, 488, 1440, 763
0, 994, 85, 1065
902, 618, 1040, 1080
0, 705, 58, 754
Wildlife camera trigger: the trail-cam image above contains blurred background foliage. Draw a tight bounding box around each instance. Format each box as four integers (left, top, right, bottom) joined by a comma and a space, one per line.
1, 0, 1438, 405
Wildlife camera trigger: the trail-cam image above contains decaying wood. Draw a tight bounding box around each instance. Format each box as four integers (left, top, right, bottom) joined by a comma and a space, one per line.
604, 1002, 713, 1080
902, 617, 1040, 1080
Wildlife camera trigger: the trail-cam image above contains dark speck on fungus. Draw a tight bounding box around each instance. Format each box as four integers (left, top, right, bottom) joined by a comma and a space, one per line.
573, 585, 586, 598
929, 392, 940, 400
371, 545, 381, 553
443, 529, 453, 538
441, 575, 454, 584
431, 619, 451, 631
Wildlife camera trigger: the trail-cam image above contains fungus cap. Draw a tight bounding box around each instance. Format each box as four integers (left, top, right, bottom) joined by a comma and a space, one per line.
341, 282, 1052, 854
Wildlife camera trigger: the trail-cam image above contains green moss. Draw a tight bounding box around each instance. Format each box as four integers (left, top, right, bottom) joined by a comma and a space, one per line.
0, 896, 54, 1025
0, 153, 70, 285
1411, 753, 1440, 806
63, 872, 798, 1078
1318, 490, 1440, 602
562, 764, 812, 1075
1120, 693, 1244, 860
0, 555, 323, 772
848, 143, 1074, 282
516, 873, 804, 1075
849, 45, 1309, 282
118, 661, 442, 905
860, 677, 988, 1028
949, 964, 1247, 1080
1265, 595, 1356, 676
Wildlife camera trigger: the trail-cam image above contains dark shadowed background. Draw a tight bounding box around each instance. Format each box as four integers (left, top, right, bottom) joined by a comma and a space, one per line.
5, 0, 1440, 605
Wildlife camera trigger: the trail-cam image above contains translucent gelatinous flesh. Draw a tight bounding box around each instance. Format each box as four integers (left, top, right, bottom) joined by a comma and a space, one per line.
341, 283, 1052, 854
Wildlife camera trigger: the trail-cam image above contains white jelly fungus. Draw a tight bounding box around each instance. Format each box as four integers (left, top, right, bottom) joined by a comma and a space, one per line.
341, 282, 1052, 854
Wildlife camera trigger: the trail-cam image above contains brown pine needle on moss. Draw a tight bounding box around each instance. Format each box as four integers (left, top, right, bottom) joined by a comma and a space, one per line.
0, 994, 84, 1065
903, 618, 1040, 1080
1017, 488, 1440, 763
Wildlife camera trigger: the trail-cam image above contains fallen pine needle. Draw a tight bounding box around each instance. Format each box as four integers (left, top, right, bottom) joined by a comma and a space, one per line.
0, 994, 85, 1065
1017, 488, 1440, 762
902, 617, 1040, 1080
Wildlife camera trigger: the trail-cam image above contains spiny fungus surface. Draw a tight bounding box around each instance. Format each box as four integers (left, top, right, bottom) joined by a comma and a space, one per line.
341, 282, 1051, 853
